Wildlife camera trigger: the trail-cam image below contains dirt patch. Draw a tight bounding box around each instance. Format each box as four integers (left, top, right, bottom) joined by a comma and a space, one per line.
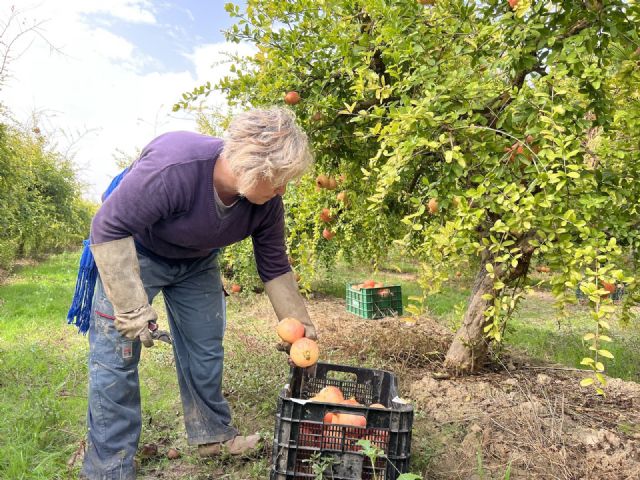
297, 295, 640, 479
230, 292, 640, 479
409, 364, 640, 479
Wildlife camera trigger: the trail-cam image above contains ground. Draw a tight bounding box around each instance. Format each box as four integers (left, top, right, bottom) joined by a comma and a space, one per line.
301, 295, 640, 480
126, 293, 640, 479
5, 254, 637, 480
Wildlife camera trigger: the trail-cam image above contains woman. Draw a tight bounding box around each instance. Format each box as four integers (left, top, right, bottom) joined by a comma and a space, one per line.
81, 107, 317, 479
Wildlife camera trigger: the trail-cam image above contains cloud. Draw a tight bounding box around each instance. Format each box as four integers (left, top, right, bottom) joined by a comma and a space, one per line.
2, 1, 252, 201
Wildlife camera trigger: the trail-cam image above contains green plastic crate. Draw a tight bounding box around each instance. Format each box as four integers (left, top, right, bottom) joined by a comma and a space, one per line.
346, 283, 403, 319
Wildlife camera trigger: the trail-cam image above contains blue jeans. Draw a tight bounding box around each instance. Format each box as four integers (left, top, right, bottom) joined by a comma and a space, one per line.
81, 249, 237, 479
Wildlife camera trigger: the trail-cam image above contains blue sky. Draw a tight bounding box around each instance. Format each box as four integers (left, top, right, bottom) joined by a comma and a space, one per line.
84, 1, 241, 75
3, 0, 252, 200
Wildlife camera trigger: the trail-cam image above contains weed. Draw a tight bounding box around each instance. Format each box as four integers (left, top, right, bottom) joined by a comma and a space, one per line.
357, 439, 422, 480
303, 451, 338, 479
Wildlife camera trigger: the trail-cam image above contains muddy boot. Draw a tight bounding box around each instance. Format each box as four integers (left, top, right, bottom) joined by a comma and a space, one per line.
197, 434, 262, 457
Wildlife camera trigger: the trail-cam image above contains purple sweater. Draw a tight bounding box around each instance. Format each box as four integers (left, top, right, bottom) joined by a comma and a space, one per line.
91, 131, 291, 282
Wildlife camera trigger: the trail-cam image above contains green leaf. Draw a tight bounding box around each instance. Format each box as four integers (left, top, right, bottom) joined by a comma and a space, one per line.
444, 150, 453, 163
598, 349, 614, 359
580, 377, 594, 387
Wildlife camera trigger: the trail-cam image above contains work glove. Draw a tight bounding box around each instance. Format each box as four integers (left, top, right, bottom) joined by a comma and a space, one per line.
90, 236, 157, 347
264, 271, 318, 374
264, 271, 318, 341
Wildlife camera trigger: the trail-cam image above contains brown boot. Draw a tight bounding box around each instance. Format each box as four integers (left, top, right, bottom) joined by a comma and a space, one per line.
197, 434, 262, 457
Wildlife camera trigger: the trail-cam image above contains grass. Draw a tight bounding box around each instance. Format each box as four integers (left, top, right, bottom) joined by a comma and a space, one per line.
1, 251, 639, 478
0, 252, 88, 479
505, 294, 640, 381
0, 251, 289, 479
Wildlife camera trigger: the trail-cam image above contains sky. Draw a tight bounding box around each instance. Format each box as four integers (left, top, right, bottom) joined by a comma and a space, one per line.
2, 0, 253, 201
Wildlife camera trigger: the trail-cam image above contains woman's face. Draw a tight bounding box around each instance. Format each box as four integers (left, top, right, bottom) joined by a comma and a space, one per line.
242, 177, 287, 205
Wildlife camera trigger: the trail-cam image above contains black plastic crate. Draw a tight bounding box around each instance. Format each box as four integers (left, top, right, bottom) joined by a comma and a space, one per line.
271, 362, 413, 480
346, 283, 403, 319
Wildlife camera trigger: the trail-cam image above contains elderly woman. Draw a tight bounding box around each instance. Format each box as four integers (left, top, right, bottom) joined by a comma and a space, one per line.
81, 107, 317, 479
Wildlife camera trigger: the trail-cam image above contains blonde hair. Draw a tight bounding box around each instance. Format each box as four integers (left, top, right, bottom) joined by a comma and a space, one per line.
222, 107, 313, 195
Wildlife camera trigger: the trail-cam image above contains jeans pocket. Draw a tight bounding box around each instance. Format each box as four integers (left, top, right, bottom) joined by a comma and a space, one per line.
92, 310, 139, 367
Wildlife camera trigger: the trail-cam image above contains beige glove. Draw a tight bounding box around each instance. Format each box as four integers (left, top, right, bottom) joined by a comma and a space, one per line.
90, 236, 156, 347
264, 271, 318, 341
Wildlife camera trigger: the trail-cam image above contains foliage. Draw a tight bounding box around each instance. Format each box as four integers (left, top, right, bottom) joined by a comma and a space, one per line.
220, 236, 265, 293
178, 0, 640, 377
302, 451, 339, 479
0, 6, 93, 270
0, 123, 94, 269
357, 439, 423, 479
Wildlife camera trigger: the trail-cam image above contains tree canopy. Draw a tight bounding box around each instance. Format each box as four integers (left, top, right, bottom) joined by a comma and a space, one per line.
180, 0, 640, 385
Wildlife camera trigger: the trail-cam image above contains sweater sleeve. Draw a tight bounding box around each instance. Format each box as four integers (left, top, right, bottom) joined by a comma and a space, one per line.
91, 149, 175, 243
251, 198, 292, 282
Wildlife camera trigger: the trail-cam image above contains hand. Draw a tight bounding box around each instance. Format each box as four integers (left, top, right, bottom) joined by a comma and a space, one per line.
113, 304, 157, 347
274, 324, 319, 354
302, 322, 318, 341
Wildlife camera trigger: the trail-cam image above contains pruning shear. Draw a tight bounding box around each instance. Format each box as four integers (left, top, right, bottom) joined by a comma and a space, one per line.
148, 321, 172, 345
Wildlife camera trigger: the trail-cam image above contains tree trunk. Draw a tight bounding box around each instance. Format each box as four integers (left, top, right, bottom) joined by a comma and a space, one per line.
444, 265, 495, 374
444, 235, 535, 374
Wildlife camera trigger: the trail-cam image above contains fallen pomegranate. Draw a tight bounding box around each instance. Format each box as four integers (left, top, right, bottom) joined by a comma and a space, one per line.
166, 448, 180, 459
316, 174, 329, 189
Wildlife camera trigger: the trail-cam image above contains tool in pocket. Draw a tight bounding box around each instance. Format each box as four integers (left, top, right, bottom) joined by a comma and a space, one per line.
95, 311, 172, 345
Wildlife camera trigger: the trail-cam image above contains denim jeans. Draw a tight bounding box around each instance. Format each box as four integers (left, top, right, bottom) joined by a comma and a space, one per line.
81, 249, 237, 479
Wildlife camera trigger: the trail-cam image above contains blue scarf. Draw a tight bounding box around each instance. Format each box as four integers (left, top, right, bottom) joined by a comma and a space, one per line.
67, 167, 129, 333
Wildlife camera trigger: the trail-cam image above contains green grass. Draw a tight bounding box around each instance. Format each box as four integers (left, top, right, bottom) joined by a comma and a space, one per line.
0, 252, 88, 479
503, 295, 640, 381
